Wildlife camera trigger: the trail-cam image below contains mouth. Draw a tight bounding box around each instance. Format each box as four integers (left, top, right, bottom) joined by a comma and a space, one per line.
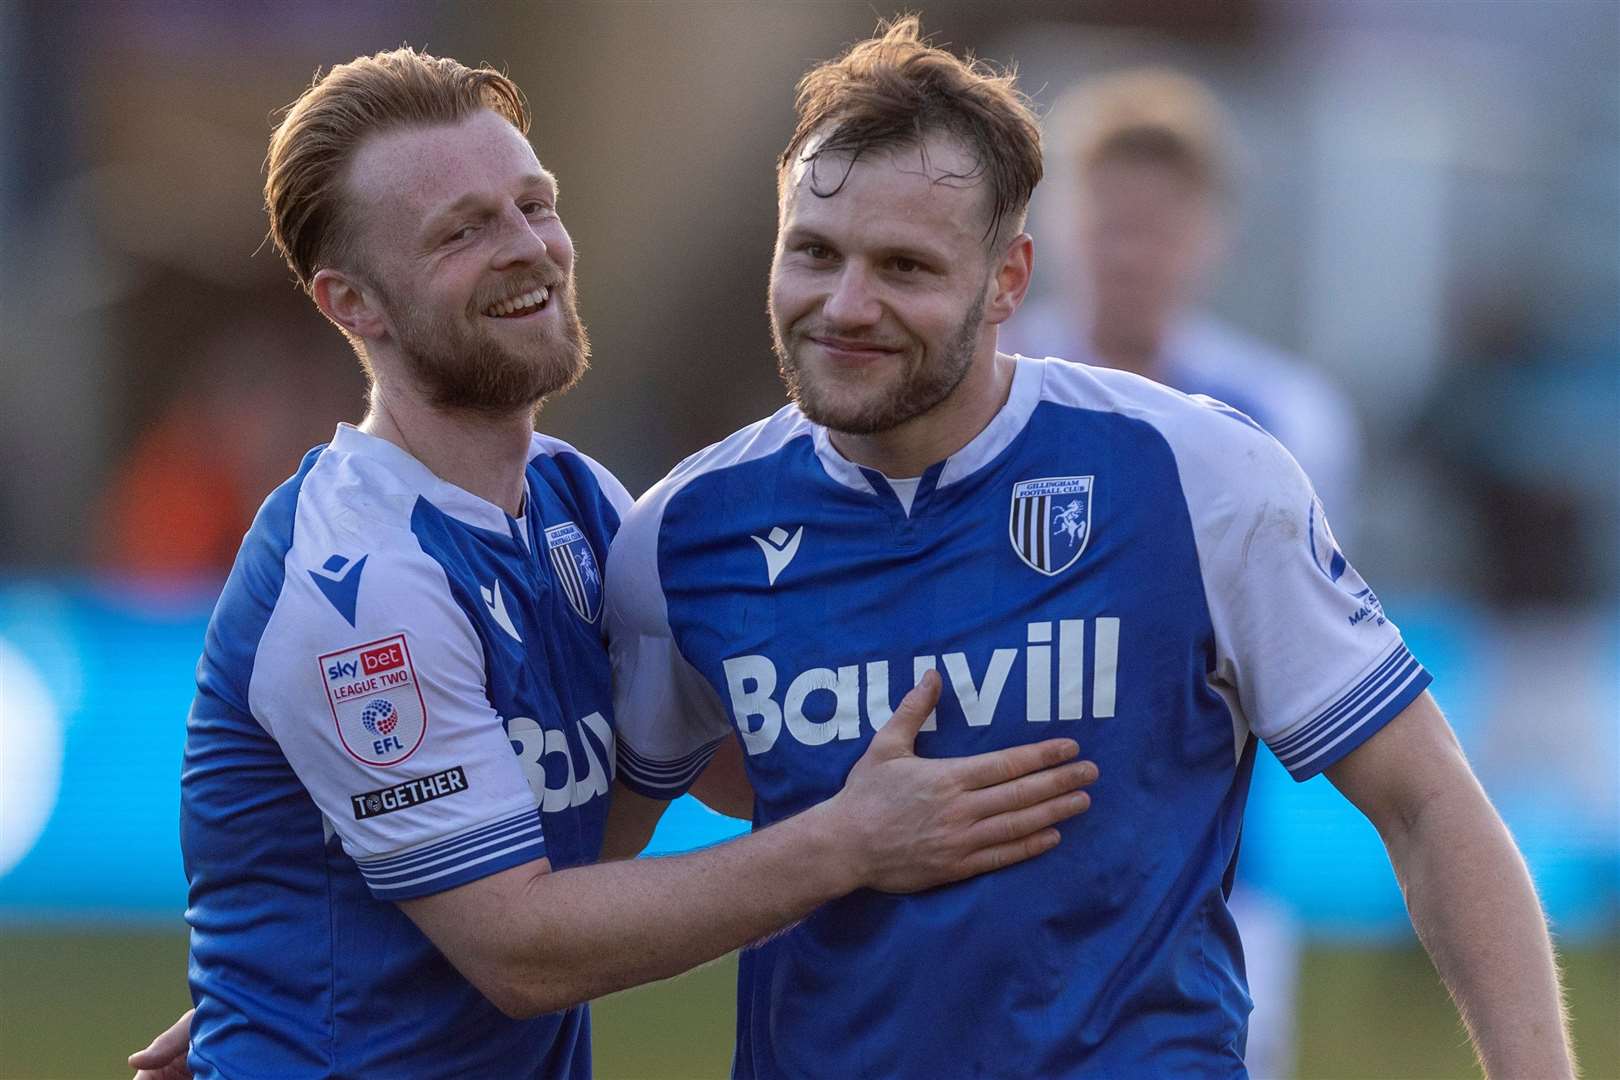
806, 335, 903, 363
482, 285, 552, 319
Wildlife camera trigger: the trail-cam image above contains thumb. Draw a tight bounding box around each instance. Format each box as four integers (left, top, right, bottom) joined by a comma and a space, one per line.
128, 1009, 193, 1070
869, 669, 941, 758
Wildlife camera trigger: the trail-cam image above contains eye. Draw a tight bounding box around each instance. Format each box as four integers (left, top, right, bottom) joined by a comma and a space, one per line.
521, 199, 555, 218
891, 256, 922, 273
447, 224, 477, 244
803, 243, 836, 261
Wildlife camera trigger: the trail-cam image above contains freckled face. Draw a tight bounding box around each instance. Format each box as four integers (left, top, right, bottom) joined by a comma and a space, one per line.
769, 135, 996, 435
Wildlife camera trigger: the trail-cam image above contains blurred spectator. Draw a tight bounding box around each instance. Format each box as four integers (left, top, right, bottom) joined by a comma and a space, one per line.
1006, 67, 1360, 524
95, 294, 364, 579
1004, 67, 1372, 1079
96, 389, 254, 577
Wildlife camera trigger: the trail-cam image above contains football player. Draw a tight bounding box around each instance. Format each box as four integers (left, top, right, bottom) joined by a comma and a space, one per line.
604, 18, 1574, 1079
135, 46, 1097, 1080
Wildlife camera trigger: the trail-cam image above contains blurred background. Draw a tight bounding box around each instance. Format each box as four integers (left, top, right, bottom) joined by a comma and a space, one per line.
1, 1, 1615, 1077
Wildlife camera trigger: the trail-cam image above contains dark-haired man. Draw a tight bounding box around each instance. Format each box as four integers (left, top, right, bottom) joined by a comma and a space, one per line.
133, 45, 1096, 1080
605, 17, 1574, 1079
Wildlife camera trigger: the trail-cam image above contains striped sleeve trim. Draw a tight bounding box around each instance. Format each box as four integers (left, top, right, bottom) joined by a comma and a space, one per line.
353, 808, 546, 900
1268, 641, 1432, 781
616, 736, 725, 800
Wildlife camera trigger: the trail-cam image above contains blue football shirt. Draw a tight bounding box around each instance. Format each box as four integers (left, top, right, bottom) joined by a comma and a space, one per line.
607, 355, 1430, 1078
183, 424, 627, 1078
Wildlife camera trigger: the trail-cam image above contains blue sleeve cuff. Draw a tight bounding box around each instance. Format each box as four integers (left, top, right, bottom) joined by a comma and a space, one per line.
354, 808, 546, 900
1270, 642, 1433, 781
616, 737, 724, 801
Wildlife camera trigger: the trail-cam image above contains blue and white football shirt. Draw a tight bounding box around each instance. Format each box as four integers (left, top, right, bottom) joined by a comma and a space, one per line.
607, 355, 1430, 1078
183, 424, 627, 1079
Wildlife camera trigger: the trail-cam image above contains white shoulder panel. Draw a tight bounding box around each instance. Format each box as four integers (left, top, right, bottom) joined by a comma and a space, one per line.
1170, 317, 1363, 525
249, 448, 543, 880
604, 406, 812, 797
1039, 357, 1425, 779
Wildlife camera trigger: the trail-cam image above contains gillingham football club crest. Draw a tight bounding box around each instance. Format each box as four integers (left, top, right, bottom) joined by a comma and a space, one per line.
1010, 476, 1094, 576
544, 521, 603, 623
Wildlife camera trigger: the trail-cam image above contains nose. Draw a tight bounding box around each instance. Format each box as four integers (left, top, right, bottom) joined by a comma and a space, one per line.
491, 204, 549, 270
821, 263, 881, 329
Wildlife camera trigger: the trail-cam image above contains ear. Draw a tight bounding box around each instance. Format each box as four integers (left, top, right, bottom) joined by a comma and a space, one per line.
983, 232, 1034, 327
312, 268, 387, 342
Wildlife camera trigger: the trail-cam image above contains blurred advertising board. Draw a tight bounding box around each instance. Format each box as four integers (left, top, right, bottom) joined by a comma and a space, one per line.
2, 580, 1613, 939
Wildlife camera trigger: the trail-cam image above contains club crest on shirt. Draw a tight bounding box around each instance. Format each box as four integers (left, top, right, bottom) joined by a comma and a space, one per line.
1010, 476, 1094, 576
319, 633, 428, 766
544, 521, 602, 623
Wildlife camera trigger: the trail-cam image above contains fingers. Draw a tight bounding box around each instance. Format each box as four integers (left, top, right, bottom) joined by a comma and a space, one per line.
942, 758, 1098, 886
959, 759, 1098, 821
952, 736, 1080, 790
866, 670, 942, 756
951, 827, 1064, 880
964, 787, 1092, 853
128, 1009, 193, 1071
128, 1043, 166, 1069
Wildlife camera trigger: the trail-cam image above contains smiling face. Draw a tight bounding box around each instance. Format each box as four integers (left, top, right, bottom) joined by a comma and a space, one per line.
338, 109, 589, 414
769, 134, 1009, 437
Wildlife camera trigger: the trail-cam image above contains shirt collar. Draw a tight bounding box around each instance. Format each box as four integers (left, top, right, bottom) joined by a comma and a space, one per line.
329, 423, 516, 534
808, 354, 1045, 494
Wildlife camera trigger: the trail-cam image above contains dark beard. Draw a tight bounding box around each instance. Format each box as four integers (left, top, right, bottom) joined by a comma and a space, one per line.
385, 281, 591, 417
774, 291, 984, 435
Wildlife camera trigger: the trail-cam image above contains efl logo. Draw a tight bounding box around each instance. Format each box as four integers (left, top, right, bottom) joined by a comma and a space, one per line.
318, 633, 428, 766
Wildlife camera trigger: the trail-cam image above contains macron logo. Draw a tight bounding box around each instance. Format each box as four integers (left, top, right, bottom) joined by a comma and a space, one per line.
751, 526, 803, 586
481, 580, 522, 643
310, 554, 368, 627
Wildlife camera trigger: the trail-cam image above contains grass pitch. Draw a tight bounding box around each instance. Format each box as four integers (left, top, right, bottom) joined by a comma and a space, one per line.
1, 929, 1614, 1078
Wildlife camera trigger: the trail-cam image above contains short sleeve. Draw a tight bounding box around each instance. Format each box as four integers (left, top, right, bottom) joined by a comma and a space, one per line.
1177, 404, 1431, 781
250, 544, 546, 900
603, 491, 732, 800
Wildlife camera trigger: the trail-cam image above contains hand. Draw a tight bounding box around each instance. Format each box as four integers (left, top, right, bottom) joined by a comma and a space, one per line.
129, 1008, 193, 1080
825, 670, 1098, 893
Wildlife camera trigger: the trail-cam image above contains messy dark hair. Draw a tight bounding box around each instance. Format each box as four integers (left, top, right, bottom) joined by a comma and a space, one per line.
777, 15, 1043, 244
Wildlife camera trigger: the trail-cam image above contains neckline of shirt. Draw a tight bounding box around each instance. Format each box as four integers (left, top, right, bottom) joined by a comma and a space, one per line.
808, 353, 1046, 497
329, 423, 526, 535
885, 475, 922, 515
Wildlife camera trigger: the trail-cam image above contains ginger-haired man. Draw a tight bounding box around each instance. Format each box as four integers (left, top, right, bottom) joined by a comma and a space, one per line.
133, 45, 1095, 1079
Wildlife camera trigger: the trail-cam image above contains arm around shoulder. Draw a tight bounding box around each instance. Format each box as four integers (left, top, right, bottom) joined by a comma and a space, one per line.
600, 735, 753, 862
402, 674, 1098, 1018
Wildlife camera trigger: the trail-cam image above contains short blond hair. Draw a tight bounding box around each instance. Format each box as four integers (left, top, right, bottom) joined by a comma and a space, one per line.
265, 47, 530, 290
1057, 66, 1231, 193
